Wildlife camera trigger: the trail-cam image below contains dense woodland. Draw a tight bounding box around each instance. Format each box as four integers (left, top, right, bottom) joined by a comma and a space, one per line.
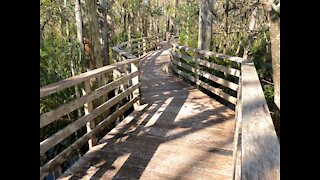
40, 0, 279, 179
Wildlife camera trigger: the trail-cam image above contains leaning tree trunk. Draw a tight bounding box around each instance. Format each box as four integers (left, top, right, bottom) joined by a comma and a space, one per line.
198, 0, 213, 51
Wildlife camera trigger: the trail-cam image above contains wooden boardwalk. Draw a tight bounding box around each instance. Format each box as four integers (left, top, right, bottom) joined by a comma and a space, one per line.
59, 49, 236, 180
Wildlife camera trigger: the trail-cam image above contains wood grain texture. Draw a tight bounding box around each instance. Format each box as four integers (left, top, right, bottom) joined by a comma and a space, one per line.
40, 83, 141, 154
40, 96, 140, 180
40, 58, 140, 98
40, 71, 139, 128
241, 61, 280, 180
197, 69, 238, 91
171, 60, 237, 104
172, 51, 194, 63
171, 42, 245, 63
59, 49, 236, 180
233, 77, 242, 180
197, 58, 241, 77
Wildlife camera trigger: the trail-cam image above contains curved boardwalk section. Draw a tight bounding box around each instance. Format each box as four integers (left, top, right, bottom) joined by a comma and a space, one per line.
59, 49, 236, 180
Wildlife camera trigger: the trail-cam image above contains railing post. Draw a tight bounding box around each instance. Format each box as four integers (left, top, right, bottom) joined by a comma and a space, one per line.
127, 40, 132, 54
143, 38, 146, 55
166, 32, 170, 42
131, 61, 140, 110
232, 76, 242, 180
82, 80, 97, 149
138, 40, 141, 57
193, 50, 200, 89
113, 68, 122, 125
156, 35, 160, 49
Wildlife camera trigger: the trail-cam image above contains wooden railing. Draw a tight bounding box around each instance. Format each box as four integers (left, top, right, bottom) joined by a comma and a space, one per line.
170, 43, 280, 180
170, 42, 244, 105
40, 34, 164, 179
112, 33, 166, 61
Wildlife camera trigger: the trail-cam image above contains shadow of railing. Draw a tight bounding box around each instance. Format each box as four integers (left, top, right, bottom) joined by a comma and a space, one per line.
58, 49, 236, 180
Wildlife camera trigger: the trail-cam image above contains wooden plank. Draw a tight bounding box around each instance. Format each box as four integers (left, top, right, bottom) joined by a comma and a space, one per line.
197, 58, 241, 77
172, 64, 236, 104
232, 78, 242, 180
197, 79, 237, 105
171, 42, 246, 63
172, 58, 195, 72
40, 58, 140, 98
197, 69, 238, 91
57, 49, 236, 180
172, 51, 194, 63
40, 83, 141, 154
171, 63, 196, 83
130, 43, 143, 49
83, 79, 96, 148
40, 96, 140, 180
200, 50, 244, 63
241, 61, 280, 180
111, 47, 124, 55
131, 61, 140, 110
171, 46, 240, 78
234, 135, 242, 180
115, 49, 136, 59
172, 59, 238, 91
40, 71, 139, 128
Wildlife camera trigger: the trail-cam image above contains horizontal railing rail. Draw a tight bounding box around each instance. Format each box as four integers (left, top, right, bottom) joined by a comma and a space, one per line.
40, 57, 141, 179
170, 42, 242, 105
112, 33, 166, 61
40, 34, 165, 179
169, 42, 280, 180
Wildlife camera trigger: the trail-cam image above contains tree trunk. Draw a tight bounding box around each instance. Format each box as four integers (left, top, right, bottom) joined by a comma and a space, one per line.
198, 0, 213, 51
81, 0, 104, 148
174, 0, 179, 34
263, 1, 280, 109
243, 6, 257, 59
222, 0, 229, 54
122, 2, 127, 39
98, 0, 110, 66
75, 0, 83, 71
128, 12, 133, 52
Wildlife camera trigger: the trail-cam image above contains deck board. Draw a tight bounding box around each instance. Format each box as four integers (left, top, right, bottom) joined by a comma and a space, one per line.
59, 49, 236, 180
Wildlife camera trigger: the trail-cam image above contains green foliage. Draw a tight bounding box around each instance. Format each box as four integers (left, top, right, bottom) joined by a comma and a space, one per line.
263, 84, 274, 105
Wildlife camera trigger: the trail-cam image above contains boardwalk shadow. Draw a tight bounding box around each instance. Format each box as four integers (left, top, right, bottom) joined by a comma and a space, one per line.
58, 49, 236, 180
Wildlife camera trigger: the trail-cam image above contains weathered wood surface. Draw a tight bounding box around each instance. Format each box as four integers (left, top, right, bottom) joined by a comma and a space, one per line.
171, 58, 238, 91
171, 50, 241, 77
40, 83, 141, 154
40, 58, 140, 98
171, 60, 237, 105
197, 58, 241, 77
40, 71, 139, 128
59, 49, 236, 180
233, 77, 242, 180
172, 43, 245, 63
40, 96, 140, 180
240, 61, 280, 180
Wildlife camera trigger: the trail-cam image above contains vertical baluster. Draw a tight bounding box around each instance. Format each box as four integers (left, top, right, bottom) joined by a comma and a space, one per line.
82, 79, 97, 149
131, 61, 140, 110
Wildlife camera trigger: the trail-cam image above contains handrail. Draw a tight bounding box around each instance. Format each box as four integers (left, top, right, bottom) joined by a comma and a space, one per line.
170, 42, 241, 105
171, 42, 246, 63
112, 33, 165, 61
236, 60, 280, 179
40, 58, 140, 98
169, 43, 280, 180
40, 33, 165, 179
